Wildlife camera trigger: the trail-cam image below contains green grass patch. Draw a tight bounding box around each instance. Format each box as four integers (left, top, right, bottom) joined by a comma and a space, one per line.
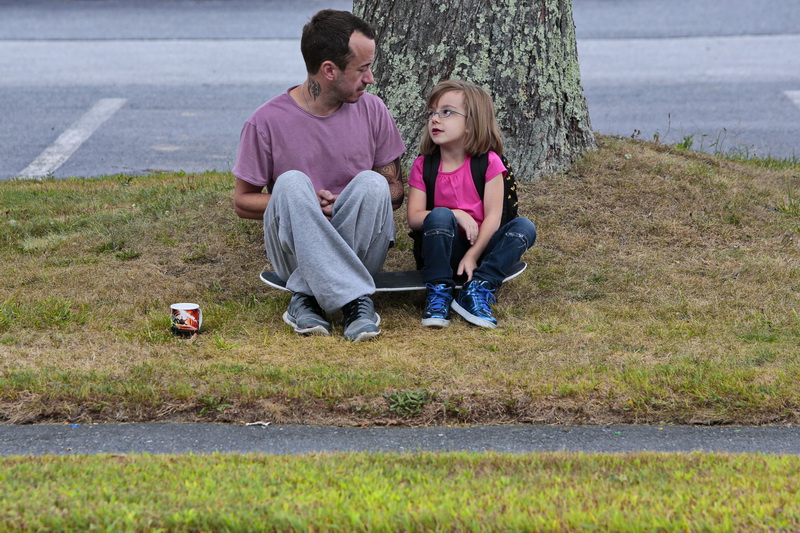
1, 452, 799, 531
0, 297, 90, 332
0, 141, 799, 425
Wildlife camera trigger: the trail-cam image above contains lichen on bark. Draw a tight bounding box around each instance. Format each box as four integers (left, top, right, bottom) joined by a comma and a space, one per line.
353, 0, 595, 181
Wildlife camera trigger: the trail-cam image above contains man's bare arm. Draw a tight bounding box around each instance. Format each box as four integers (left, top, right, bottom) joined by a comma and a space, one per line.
373, 157, 405, 210
233, 178, 270, 220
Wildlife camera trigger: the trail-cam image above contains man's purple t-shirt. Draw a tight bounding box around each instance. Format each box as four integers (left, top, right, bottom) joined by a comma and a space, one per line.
233, 88, 406, 194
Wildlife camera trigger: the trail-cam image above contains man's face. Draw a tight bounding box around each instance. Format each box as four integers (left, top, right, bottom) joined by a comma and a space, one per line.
332, 31, 375, 104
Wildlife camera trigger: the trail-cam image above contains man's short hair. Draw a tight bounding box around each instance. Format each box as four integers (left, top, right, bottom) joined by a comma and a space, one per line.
301, 10, 376, 74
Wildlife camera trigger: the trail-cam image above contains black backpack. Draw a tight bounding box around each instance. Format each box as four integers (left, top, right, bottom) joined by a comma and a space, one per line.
410, 150, 519, 269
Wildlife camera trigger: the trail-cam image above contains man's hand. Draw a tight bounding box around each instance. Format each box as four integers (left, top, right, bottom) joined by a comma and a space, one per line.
317, 189, 339, 220
373, 158, 405, 210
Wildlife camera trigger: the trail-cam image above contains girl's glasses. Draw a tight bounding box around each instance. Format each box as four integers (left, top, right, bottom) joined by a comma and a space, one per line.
424, 109, 466, 121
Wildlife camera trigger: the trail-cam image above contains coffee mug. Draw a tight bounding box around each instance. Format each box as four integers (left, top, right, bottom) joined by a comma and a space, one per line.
170, 303, 202, 334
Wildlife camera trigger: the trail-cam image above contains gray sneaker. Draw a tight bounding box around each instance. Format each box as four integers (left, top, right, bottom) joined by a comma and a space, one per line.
283, 293, 331, 335
341, 296, 381, 342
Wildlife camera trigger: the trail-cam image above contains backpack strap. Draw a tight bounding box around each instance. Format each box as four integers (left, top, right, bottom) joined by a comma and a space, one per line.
469, 152, 490, 200
423, 151, 490, 207
421, 151, 441, 212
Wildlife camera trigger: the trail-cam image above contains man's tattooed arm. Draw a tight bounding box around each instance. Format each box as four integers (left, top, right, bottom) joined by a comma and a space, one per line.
374, 158, 405, 210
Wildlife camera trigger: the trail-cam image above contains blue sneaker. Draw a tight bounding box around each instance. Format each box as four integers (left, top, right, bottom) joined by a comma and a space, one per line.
451, 280, 497, 329
422, 283, 453, 328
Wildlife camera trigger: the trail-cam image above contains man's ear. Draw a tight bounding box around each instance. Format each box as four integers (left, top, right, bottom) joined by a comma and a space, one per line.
320, 60, 338, 81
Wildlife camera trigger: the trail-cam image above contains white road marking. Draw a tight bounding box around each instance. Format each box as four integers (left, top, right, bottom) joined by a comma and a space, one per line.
786, 91, 800, 110
18, 98, 127, 179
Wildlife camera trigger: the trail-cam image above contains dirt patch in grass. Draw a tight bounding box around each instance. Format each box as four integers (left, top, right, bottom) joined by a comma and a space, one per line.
1, 138, 799, 425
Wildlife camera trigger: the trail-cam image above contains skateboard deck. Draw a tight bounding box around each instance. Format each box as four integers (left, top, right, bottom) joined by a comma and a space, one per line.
260, 261, 527, 293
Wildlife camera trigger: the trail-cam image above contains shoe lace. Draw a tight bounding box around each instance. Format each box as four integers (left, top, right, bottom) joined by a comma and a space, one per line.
297, 293, 325, 316
425, 283, 452, 315
343, 297, 371, 325
464, 281, 496, 316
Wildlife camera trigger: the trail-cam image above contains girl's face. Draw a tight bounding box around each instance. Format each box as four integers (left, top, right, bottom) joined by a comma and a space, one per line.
427, 90, 467, 150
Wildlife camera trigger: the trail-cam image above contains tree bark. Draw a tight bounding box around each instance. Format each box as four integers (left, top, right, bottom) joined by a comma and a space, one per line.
353, 0, 595, 181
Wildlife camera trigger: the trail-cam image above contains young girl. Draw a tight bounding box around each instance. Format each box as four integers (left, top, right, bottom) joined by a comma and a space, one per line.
407, 80, 537, 329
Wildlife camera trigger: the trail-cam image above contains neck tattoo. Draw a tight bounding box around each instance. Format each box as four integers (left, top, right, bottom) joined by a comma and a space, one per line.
301, 82, 313, 114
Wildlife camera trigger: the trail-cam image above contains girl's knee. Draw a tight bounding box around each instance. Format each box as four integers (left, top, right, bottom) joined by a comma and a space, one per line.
423, 207, 457, 232
505, 217, 537, 248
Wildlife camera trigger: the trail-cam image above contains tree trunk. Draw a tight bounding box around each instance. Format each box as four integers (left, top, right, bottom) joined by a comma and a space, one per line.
353, 0, 595, 181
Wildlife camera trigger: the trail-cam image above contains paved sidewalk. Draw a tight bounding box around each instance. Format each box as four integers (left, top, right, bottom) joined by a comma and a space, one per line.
2, 423, 799, 456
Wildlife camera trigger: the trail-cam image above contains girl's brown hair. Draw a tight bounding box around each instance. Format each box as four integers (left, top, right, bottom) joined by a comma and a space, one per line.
419, 79, 504, 157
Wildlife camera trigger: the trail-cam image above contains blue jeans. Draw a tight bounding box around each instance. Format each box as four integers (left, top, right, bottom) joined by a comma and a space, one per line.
420, 207, 537, 288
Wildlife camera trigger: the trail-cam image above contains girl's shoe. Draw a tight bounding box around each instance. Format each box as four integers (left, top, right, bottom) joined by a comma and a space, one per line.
422, 283, 453, 328
451, 280, 497, 329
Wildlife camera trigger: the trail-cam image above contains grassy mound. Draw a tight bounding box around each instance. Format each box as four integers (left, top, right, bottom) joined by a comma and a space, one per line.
1, 136, 798, 425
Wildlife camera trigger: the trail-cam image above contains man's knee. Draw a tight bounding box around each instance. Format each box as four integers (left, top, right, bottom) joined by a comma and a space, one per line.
272, 170, 314, 200
350, 170, 390, 200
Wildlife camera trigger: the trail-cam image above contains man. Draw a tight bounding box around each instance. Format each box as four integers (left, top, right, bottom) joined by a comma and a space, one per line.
232, 9, 406, 342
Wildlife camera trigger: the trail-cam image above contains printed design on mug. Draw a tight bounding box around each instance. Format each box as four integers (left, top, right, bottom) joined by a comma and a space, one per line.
170, 303, 202, 332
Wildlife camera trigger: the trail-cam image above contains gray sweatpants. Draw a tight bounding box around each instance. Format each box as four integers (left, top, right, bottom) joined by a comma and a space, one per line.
263, 170, 395, 313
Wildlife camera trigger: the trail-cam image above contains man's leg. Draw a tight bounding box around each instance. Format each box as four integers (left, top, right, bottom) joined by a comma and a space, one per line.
330, 171, 393, 342
264, 170, 391, 314
329, 170, 395, 276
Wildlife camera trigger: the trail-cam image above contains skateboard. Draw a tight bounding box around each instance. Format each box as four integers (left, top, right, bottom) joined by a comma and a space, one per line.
260, 261, 527, 293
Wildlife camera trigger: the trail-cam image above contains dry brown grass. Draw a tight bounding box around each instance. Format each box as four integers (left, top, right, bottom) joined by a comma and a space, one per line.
1, 137, 799, 425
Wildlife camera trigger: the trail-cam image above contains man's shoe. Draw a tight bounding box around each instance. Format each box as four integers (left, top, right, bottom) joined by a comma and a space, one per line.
421, 283, 453, 328
283, 293, 331, 335
342, 296, 381, 342
451, 280, 498, 329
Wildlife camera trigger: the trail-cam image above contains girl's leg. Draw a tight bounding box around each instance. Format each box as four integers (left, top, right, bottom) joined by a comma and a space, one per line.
473, 217, 537, 288
420, 207, 469, 327
421, 207, 469, 285
452, 217, 536, 329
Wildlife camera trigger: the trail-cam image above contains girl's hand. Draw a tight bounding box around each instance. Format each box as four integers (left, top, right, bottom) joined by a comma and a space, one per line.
457, 255, 478, 282
452, 210, 479, 244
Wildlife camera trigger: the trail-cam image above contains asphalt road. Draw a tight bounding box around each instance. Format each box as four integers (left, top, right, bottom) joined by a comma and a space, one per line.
3, 423, 800, 456
0, 0, 343, 180
1, 0, 799, 181
574, 0, 800, 158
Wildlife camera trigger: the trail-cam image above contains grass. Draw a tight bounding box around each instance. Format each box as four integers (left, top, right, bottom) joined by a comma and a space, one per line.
1, 137, 799, 425
1, 451, 799, 531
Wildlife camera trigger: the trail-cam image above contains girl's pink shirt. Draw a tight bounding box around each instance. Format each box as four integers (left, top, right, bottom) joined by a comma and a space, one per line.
408, 151, 506, 226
